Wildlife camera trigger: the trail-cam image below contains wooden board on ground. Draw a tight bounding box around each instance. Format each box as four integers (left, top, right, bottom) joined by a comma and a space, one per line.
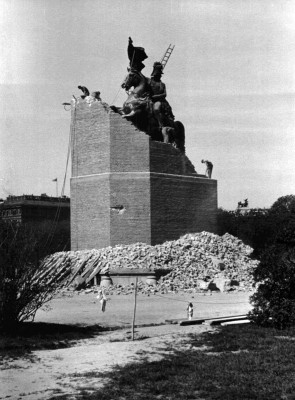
174, 314, 248, 326
205, 315, 248, 326
221, 319, 250, 326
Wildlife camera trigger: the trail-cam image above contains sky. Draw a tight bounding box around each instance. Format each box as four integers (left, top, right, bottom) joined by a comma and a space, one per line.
0, 0, 294, 210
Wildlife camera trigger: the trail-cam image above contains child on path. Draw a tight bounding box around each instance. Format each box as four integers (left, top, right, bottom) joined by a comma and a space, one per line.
187, 302, 193, 320
96, 288, 107, 312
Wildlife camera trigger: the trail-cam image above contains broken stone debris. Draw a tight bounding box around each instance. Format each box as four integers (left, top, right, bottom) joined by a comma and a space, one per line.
34, 232, 259, 294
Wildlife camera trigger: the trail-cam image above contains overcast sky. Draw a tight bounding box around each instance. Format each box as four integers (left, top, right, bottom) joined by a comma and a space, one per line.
0, 0, 294, 209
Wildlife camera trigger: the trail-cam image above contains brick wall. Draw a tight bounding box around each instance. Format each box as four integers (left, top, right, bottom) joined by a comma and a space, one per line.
150, 141, 196, 175
110, 172, 151, 246
109, 112, 150, 173
70, 99, 218, 250
71, 101, 110, 176
150, 173, 217, 244
71, 174, 110, 250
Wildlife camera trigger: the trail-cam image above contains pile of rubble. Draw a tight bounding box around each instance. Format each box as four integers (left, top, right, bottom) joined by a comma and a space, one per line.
37, 232, 259, 293
156, 232, 257, 292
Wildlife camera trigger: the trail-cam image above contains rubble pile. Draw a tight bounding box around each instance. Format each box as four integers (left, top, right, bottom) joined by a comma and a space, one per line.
37, 232, 259, 293
156, 232, 258, 292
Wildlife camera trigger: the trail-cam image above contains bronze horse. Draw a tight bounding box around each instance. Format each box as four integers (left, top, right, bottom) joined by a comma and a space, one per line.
238, 199, 249, 208
117, 69, 185, 153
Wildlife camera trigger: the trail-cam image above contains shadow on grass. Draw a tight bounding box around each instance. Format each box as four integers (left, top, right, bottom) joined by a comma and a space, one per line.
48, 324, 295, 400
0, 321, 120, 361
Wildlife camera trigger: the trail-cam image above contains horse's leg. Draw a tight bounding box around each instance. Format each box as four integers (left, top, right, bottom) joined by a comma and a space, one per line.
122, 110, 136, 118
122, 107, 144, 118
110, 105, 124, 115
161, 127, 170, 143
153, 102, 166, 128
173, 121, 185, 153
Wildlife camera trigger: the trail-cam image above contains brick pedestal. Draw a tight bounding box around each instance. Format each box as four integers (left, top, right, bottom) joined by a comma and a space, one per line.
70, 100, 217, 250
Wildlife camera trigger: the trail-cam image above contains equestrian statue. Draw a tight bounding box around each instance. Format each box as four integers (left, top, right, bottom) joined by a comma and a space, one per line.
111, 38, 185, 153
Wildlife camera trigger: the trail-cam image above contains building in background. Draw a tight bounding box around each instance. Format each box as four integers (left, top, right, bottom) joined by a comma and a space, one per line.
0, 194, 70, 253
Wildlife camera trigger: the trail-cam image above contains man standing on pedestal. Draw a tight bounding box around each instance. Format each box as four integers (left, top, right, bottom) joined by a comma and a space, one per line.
201, 159, 213, 178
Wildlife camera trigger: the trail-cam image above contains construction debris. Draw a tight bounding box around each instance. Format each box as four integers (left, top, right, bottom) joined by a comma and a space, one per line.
34, 232, 259, 294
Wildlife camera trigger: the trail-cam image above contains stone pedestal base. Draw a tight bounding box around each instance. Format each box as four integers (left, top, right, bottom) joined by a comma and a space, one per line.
70, 100, 217, 250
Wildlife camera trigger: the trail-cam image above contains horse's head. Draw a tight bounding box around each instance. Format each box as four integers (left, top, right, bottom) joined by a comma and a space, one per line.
121, 69, 143, 91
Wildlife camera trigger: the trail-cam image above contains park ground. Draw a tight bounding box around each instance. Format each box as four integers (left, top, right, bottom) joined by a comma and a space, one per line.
1, 290, 295, 399
0, 290, 251, 399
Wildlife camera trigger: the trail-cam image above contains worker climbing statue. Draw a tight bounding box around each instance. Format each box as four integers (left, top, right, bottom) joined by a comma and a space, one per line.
111, 37, 185, 153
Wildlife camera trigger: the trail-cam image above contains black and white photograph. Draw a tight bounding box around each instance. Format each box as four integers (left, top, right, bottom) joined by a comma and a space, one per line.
1, 1, 295, 399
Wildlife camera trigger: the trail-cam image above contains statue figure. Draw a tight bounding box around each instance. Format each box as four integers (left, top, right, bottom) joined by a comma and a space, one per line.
148, 61, 175, 128
78, 85, 90, 99
85, 91, 102, 105
238, 199, 248, 208
111, 38, 185, 153
77, 87, 102, 104
91, 91, 101, 101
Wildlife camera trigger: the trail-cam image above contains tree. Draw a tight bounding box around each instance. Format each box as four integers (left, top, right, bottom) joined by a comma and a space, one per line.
217, 207, 274, 257
270, 194, 295, 214
0, 220, 64, 330
218, 195, 295, 328
249, 224, 295, 329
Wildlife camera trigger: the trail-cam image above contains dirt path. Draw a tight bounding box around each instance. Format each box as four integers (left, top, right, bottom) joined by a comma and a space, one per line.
0, 291, 253, 399
1, 324, 215, 399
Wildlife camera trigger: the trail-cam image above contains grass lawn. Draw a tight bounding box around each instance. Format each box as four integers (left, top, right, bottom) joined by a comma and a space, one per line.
49, 324, 295, 400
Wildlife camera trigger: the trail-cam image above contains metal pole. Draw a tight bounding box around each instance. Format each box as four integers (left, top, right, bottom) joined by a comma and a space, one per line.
56, 179, 58, 197
132, 277, 138, 341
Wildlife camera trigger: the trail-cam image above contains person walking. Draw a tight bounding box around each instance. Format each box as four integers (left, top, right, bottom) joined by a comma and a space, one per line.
96, 288, 107, 312
187, 302, 194, 320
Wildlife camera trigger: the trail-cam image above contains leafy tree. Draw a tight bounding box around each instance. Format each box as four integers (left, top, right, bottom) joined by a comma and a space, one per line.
217, 208, 274, 257
219, 195, 295, 328
217, 208, 238, 237
249, 248, 295, 329
270, 194, 295, 214
0, 220, 65, 330
218, 195, 295, 258
249, 221, 295, 329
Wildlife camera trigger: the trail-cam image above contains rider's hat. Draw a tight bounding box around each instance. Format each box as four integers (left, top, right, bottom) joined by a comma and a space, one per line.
151, 62, 164, 77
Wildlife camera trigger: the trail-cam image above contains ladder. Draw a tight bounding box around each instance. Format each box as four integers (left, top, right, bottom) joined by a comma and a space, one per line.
160, 44, 175, 69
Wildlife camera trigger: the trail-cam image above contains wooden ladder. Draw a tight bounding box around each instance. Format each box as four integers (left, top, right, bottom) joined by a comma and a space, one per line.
160, 44, 175, 69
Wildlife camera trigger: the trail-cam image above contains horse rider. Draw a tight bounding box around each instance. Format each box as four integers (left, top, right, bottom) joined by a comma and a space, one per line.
148, 62, 174, 128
